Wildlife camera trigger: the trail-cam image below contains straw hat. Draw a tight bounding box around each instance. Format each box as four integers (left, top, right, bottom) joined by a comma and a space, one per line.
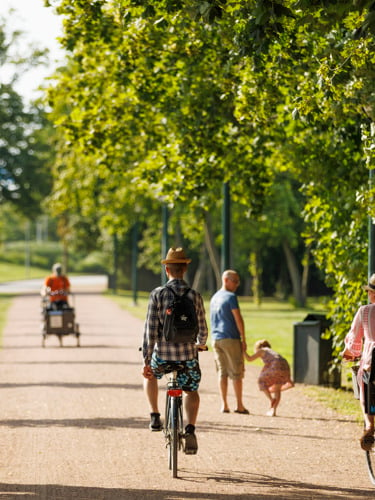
364, 274, 375, 292
161, 247, 191, 264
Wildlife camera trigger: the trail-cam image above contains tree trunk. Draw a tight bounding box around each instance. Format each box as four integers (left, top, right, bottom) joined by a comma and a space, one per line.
282, 239, 305, 307
248, 250, 262, 306
300, 244, 311, 306
204, 214, 221, 289
192, 244, 206, 292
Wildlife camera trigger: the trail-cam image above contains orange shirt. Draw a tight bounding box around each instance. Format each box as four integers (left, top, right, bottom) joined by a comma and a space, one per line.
45, 275, 70, 302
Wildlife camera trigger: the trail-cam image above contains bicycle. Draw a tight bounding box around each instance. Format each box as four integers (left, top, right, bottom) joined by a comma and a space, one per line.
163, 345, 207, 478
41, 289, 80, 347
347, 356, 375, 486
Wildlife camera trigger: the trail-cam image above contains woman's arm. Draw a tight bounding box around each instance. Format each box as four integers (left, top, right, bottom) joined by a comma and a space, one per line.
345, 307, 364, 358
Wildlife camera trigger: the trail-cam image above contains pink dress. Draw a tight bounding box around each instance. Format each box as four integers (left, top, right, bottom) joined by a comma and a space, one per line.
258, 348, 293, 392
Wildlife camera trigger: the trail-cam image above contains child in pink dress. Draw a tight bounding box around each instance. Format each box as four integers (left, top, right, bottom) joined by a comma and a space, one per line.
245, 340, 294, 416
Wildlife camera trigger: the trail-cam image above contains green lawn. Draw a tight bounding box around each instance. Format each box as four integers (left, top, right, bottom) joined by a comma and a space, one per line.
108, 291, 327, 364
109, 290, 362, 422
0, 262, 47, 282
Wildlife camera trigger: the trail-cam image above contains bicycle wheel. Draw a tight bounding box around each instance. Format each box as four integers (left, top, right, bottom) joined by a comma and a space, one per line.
170, 397, 179, 478
366, 447, 375, 485
164, 394, 172, 469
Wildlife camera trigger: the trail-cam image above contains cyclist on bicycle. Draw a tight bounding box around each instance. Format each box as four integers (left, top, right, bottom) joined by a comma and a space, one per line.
142, 247, 208, 454
41, 263, 71, 310
343, 273, 375, 451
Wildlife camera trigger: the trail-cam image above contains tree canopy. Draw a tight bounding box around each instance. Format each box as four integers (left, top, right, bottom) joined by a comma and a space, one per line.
45, 0, 375, 356
0, 18, 53, 217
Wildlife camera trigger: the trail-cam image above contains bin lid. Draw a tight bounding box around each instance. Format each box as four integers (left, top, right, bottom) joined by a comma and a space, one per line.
304, 313, 331, 328
293, 320, 321, 326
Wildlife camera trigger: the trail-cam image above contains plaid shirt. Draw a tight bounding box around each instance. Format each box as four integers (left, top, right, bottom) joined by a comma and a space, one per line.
142, 278, 208, 365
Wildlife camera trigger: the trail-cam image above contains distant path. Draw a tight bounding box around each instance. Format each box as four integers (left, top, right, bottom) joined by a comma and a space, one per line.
0, 292, 373, 499
0, 275, 108, 295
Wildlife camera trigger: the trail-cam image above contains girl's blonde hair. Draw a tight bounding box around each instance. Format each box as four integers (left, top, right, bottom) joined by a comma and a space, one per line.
254, 339, 271, 350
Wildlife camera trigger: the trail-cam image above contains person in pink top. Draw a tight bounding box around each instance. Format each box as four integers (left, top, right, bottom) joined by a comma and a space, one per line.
343, 274, 375, 451
245, 339, 294, 416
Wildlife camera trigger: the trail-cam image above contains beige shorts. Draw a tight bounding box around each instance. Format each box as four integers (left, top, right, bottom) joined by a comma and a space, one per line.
212, 338, 244, 380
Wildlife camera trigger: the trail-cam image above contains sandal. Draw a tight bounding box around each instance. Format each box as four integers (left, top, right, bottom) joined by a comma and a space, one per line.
360, 430, 375, 451
234, 408, 250, 415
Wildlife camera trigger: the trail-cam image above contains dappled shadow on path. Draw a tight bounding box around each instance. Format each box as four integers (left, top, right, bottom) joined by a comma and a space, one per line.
197, 419, 354, 442
0, 359, 140, 365
179, 470, 373, 499
0, 415, 343, 442
0, 381, 142, 390
0, 478, 372, 499
1, 344, 129, 349
0, 416, 148, 430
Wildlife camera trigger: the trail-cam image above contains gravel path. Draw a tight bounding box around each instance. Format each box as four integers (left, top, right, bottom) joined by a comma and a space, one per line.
0, 293, 373, 499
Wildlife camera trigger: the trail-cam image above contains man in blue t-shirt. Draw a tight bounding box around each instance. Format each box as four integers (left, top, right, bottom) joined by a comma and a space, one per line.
210, 269, 249, 414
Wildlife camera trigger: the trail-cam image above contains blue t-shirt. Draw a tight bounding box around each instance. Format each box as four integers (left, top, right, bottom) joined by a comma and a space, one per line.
210, 289, 240, 340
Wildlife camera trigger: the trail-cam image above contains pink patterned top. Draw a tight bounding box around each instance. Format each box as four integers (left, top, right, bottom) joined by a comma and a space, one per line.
345, 303, 375, 390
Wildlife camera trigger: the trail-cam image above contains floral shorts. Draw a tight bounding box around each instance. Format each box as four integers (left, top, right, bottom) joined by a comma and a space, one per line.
151, 353, 201, 391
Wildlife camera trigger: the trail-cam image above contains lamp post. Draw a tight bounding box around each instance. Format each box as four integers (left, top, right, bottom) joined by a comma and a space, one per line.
161, 204, 169, 284
111, 233, 118, 293
25, 220, 31, 278
367, 122, 375, 279
369, 168, 375, 278
132, 221, 139, 305
221, 182, 231, 272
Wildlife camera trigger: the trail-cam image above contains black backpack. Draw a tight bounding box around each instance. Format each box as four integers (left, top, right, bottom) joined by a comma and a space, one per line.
162, 286, 199, 343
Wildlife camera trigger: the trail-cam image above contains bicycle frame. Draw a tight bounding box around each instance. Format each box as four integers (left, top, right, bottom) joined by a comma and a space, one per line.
164, 370, 184, 478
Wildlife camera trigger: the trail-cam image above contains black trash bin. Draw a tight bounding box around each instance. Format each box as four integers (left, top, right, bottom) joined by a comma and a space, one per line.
293, 314, 340, 387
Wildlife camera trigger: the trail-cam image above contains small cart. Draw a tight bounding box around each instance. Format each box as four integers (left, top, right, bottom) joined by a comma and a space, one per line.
41, 294, 80, 347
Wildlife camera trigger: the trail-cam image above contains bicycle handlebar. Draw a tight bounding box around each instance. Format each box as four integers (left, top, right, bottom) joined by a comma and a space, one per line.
139, 344, 208, 352
47, 289, 69, 296
197, 344, 208, 352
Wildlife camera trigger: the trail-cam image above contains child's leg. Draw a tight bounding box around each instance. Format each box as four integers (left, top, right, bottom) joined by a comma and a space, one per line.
261, 388, 276, 416
261, 388, 273, 404
271, 385, 282, 415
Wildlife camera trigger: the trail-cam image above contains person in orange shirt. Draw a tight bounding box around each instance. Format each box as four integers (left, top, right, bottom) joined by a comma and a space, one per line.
42, 263, 71, 310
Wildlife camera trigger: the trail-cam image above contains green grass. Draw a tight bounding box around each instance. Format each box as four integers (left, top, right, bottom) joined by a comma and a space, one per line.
304, 385, 362, 423
108, 290, 362, 422
233, 296, 328, 364
0, 261, 47, 281
106, 290, 150, 321
109, 291, 326, 364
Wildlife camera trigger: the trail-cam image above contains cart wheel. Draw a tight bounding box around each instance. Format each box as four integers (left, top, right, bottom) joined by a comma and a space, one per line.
75, 324, 80, 347
58, 335, 63, 347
